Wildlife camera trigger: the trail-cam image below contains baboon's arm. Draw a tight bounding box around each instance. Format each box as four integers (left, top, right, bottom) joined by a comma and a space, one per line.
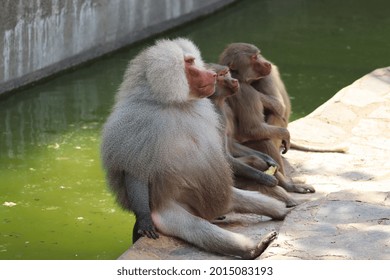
125, 172, 159, 242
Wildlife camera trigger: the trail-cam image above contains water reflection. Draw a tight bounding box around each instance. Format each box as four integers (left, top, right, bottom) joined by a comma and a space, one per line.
0, 61, 120, 160
0, 50, 139, 260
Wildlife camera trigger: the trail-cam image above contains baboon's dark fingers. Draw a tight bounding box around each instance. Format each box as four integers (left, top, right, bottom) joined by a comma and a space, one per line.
138, 228, 159, 239
296, 185, 315, 194
281, 140, 289, 154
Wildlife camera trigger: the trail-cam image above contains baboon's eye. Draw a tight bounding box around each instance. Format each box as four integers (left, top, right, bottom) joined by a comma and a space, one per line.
184, 56, 195, 65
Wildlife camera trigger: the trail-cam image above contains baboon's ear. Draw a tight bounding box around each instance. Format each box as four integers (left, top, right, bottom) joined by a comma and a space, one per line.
228, 62, 237, 71
251, 54, 258, 60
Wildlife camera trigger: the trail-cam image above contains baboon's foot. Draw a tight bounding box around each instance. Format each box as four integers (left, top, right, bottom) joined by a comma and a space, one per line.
294, 184, 315, 193
244, 231, 278, 259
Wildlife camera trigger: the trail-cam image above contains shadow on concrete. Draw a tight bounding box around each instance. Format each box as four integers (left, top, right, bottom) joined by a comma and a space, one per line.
262, 188, 390, 260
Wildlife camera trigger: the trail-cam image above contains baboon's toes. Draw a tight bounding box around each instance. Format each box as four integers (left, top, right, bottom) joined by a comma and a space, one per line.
296, 185, 315, 193
259, 231, 278, 246
245, 231, 278, 259
215, 215, 226, 221
303, 186, 315, 193
286, 200, 298, 208
256, 231, 278, 253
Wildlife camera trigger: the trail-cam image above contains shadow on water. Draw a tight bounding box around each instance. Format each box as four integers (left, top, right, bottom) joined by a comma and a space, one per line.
1, 0, 390, 259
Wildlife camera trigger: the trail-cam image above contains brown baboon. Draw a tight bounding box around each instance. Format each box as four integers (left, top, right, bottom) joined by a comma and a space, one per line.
251, 52, 347, 153
101, 38, 289, 259
251, 65, 290, 151
207, 63, 297, 207
219, 43, 314, 193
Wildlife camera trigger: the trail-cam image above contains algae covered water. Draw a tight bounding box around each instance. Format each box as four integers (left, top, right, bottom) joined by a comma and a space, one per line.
1, 0, 389, 259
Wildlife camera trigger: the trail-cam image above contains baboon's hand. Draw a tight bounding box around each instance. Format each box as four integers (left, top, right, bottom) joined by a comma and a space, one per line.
261, 173, 278, 187
281, 135, 290, 154
252, 150, 279, 168
280, 128, 290, 154
264, 155, 279, 168
138, 216, 159, 239
281, 140, 289, 154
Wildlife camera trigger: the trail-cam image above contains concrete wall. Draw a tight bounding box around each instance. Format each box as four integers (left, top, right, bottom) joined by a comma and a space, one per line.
0, 0, 234, 95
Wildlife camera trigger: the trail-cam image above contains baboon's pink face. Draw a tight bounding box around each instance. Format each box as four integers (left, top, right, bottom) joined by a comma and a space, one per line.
185, 56, 217, 99
250, 52, 272, 78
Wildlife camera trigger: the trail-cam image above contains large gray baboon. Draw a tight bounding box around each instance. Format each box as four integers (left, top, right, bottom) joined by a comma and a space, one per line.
219, 43, 315, 193
207, 63, 297, 207
101, 38, 289, 259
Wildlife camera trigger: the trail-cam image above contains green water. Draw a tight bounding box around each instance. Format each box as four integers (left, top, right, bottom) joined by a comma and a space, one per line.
1, 0, 389, 259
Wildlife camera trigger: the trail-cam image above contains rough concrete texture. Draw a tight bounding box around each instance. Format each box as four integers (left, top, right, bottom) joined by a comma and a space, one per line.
119, 67, 390, 260
119, 213, 283, 260
260, 66, 390, 260
0, 0, 234, 95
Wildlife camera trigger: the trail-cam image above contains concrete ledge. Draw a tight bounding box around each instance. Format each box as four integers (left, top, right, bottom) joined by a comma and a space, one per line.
261, 66, 390, 260
0, 0, 234, 95
119, 213, 283, 260
120, 67, 390, 260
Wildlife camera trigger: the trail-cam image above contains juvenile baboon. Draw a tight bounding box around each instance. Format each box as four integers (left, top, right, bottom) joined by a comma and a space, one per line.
219, 43, 290, 153
101, 38, 289, 259
208, 63, 297, 207
251, 51, 347, 153
251, 65, 290, 151
219, 43, 314, 193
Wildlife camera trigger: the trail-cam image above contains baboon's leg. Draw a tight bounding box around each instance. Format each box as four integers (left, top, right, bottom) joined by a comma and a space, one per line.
152, 201, 277, 259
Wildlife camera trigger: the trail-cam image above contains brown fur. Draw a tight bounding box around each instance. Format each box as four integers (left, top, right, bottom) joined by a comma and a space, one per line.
219, 43, 314, 194
207, 63, 296, 207
252, 58, 347, 153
